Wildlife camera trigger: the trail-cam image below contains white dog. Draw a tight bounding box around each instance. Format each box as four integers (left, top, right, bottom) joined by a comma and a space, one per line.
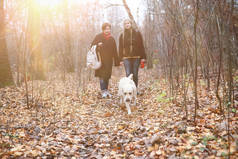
118, 74, 137, 114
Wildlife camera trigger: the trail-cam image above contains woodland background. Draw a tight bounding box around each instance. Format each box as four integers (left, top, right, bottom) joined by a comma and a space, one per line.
0, 0, 238, 158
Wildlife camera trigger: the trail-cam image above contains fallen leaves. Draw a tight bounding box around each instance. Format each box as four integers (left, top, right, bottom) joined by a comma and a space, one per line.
103, 112, 113, 117
0, 69, 238, 158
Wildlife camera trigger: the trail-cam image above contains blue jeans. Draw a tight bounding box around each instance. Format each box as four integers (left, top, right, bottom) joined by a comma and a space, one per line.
123, 58, 140, 87
100, 78, 109, 90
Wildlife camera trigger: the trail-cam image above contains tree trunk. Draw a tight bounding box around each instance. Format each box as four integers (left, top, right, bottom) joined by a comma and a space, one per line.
193, 0, 199, 123
0, 0, 14, 88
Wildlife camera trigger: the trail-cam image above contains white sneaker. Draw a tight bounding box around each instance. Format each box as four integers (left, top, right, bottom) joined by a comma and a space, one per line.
101, 90, 107, 98
105, 90, 112, 98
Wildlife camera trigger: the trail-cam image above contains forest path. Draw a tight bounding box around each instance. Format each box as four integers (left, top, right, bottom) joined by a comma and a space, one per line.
0, 68, 237, 158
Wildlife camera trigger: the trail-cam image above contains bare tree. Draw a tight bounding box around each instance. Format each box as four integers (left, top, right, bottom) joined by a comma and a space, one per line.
193, 0, 199, 122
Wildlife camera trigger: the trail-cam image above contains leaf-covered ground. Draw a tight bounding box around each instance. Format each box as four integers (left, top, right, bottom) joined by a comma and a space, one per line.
0, 68, 238, 158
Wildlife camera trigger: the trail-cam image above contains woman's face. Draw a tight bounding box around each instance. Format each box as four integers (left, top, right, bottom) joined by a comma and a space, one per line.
124, 20, 132, 29
103, 26, 111, 35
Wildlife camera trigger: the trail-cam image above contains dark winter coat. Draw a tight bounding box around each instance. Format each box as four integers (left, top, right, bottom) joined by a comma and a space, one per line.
119, 29, 146, 61
91, 33, 119, 79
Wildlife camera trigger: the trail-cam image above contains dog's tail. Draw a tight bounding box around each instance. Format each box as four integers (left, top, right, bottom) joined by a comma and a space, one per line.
128, 74, 133, 80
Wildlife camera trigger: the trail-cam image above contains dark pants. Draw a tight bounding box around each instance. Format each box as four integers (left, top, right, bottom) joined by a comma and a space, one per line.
100, 78, 109, 90
123, 58, 140, 87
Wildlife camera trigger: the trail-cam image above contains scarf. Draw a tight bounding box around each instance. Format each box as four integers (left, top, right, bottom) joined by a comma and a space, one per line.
103, 33, 111, 40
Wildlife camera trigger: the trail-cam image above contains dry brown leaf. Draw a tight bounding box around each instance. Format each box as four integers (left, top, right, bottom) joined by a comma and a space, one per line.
134, 149, 143, 156
103, 112, 113, 117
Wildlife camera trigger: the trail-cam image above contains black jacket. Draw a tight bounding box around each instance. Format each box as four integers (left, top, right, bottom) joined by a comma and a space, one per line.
119, 29, 146, 61
91, 33, 119, 79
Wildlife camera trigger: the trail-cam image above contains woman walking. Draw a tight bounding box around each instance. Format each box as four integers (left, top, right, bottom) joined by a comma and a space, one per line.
119, 19, 146, 92
91, 23, 119, 98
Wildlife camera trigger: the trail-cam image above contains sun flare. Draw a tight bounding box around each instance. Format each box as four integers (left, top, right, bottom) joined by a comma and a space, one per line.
35, 0, 63, 8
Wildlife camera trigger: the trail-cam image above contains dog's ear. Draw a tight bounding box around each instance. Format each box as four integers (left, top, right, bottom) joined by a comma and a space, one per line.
128, 74, 133, 80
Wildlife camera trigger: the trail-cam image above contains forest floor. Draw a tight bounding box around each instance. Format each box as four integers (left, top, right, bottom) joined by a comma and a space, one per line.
0, 68, 238, 159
